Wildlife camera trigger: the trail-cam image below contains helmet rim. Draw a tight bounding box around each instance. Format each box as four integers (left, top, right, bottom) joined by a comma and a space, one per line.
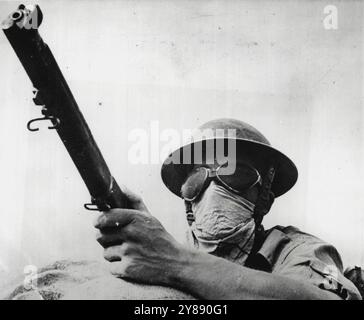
161, 136, 298, 199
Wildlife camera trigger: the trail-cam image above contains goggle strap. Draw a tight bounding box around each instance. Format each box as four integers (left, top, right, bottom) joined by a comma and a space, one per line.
248, 169, 262, 189
253, 166, 275, 225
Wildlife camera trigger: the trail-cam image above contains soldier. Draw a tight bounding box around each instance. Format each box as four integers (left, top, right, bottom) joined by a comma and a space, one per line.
94, 118, 361, 300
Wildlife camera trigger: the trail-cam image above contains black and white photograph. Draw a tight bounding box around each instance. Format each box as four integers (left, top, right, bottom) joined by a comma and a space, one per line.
0, 0, 363, 302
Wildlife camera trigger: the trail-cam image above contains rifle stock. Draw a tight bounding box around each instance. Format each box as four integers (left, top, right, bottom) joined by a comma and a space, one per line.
2, 4, 128, 211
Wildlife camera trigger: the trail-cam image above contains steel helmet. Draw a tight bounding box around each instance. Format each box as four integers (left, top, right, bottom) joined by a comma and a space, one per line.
161, 118, 298, 198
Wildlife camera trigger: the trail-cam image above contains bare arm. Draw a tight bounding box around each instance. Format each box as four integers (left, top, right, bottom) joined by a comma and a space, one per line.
169, 249, 341, 300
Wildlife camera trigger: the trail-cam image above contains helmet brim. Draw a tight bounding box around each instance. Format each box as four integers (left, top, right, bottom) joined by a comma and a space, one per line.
161, 138, 298, 198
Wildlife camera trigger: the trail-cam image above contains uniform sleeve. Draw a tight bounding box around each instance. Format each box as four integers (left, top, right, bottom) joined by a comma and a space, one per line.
272, 238, 362, 300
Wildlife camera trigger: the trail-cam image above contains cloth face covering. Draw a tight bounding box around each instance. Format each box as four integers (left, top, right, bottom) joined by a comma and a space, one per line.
187, 181, 256, 265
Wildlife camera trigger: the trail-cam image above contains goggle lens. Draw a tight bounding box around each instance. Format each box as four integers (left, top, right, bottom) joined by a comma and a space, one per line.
180, 167, 209, 201
181, 164, 261, 201
217, 165, 261, 193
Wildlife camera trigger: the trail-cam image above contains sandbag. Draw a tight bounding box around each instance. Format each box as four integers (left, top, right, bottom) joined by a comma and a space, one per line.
1, 260, 196, 300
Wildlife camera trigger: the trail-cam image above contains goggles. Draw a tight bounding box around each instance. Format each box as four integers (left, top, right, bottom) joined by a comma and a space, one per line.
181, 162, 262, 203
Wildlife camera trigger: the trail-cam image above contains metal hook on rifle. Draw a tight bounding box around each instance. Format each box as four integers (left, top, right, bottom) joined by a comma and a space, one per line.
84, 201, 111, 212
27, 116, 60, 132
84, 203, 100, 211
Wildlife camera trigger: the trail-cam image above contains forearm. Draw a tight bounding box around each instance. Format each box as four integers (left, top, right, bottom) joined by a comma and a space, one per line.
169, 249, 341, 300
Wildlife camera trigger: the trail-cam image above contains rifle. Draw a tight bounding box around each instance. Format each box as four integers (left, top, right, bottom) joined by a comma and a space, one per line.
2, 4, 128, 211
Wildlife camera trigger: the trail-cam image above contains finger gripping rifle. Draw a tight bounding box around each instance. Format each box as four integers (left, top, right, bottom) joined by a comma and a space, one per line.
2, 4, 128, 211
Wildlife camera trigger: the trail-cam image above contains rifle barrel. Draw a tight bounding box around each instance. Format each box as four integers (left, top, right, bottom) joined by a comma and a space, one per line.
2, 5, 128, 210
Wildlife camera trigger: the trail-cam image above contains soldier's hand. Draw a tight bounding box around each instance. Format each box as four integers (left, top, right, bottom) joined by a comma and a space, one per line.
93, 186, 186, 286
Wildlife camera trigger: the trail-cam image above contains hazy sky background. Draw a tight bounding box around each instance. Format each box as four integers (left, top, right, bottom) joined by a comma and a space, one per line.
0, 0, 363, 278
